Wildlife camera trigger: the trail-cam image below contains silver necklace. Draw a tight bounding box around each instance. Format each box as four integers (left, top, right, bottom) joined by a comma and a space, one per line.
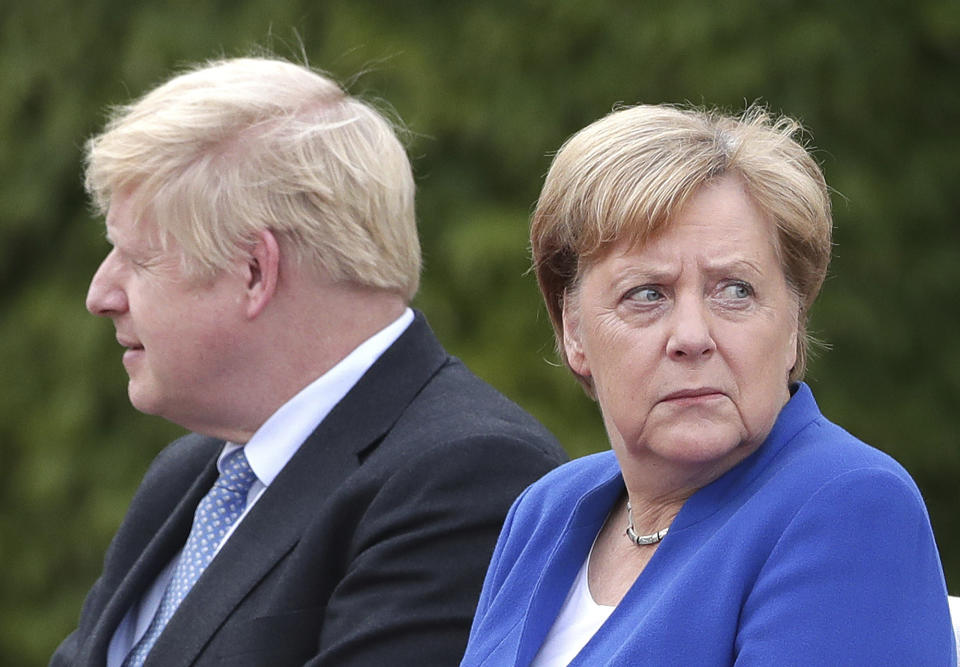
625, 501, 669, 546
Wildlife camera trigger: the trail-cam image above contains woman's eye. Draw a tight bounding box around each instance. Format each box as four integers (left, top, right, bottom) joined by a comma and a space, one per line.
720, 282, 752, 299
626, 286, 663, 302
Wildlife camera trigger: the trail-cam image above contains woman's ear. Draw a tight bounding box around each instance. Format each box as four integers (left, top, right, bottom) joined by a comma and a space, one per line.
786, 298, 800, 376
243, 229, 280, 319
787, 328, 798, 373
562, 290, 590, 378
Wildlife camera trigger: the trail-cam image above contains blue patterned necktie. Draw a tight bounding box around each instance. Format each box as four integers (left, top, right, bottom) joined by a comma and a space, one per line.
123, 448, 257, 667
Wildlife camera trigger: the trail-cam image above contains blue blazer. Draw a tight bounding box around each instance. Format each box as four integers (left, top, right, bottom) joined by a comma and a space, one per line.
462, 384, 956, 666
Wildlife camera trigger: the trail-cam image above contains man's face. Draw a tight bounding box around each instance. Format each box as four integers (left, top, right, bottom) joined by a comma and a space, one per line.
86, 190, 249, 431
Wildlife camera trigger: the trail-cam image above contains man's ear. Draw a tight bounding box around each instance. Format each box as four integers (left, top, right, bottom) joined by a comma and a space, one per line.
243, 229, 280, 319
562, 291, 590, 378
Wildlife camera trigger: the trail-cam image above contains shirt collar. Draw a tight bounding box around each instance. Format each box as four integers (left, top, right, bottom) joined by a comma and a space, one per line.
220, 308, 414, 485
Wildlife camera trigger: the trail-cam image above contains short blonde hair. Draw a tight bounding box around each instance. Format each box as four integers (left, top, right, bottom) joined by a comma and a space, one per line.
531, 104, 832, 386
85, 57, 421, 300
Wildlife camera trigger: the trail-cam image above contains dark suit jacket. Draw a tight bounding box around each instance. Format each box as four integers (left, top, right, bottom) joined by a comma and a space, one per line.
52, 312, 566, 666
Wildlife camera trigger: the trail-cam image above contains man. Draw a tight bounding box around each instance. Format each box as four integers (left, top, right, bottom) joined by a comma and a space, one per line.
52, 57, 565, 667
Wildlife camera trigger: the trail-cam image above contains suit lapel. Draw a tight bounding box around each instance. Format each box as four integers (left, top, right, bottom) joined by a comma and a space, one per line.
143, 312, 449, 666
80, 446, 220, 665
332, 312, 450, 459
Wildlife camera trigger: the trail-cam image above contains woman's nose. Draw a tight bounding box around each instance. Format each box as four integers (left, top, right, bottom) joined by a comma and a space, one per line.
665, 297, 716, 360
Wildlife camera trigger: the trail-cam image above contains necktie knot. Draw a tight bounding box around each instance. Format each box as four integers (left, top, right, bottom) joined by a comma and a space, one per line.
215, 448, 257, 493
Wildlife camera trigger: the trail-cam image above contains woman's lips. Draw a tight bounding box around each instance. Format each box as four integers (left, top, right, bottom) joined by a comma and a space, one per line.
660, 388, 725, 405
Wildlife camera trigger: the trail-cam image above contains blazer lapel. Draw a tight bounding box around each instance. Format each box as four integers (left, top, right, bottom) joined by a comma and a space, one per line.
142, 312, 449, 666
515, 471, 625, 666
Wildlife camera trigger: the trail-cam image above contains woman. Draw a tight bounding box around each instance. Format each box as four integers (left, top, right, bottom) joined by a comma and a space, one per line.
461, 105, 956, 665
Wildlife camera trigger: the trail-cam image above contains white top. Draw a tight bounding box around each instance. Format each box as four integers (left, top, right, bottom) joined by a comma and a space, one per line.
107, 309, 414, 667
530, 541, 615, 666
948, 595, 960, 663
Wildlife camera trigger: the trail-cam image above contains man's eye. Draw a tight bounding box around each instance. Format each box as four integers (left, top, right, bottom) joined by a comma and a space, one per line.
124, 252, 151, 270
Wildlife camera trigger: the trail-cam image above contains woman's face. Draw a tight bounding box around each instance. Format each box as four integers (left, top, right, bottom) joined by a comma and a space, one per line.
563, 176, 799, 475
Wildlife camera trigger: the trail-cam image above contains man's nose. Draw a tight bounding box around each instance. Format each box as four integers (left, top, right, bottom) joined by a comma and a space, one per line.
86, 251, 128, 316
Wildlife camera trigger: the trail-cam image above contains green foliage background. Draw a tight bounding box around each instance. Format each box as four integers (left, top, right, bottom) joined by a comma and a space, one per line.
1, 0, 958, 663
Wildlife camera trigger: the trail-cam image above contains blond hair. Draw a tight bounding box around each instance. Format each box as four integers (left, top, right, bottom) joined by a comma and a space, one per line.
531, 104, 832, 387
85, 57, 420, 300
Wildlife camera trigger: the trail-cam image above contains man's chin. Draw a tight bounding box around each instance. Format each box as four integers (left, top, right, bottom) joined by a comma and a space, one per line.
127, 382, 164, 417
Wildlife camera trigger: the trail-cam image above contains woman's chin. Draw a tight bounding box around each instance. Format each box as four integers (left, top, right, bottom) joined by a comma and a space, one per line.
633, 424, 753, 468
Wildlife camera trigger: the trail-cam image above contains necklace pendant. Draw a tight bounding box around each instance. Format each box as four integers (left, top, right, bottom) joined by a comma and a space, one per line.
626, 525, 669, 546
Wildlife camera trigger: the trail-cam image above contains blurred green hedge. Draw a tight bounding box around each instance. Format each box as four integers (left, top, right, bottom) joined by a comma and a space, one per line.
2, 0, 958, 663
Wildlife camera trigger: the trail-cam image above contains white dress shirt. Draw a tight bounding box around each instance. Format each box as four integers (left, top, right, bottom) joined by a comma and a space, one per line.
107, 309, 414, 666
